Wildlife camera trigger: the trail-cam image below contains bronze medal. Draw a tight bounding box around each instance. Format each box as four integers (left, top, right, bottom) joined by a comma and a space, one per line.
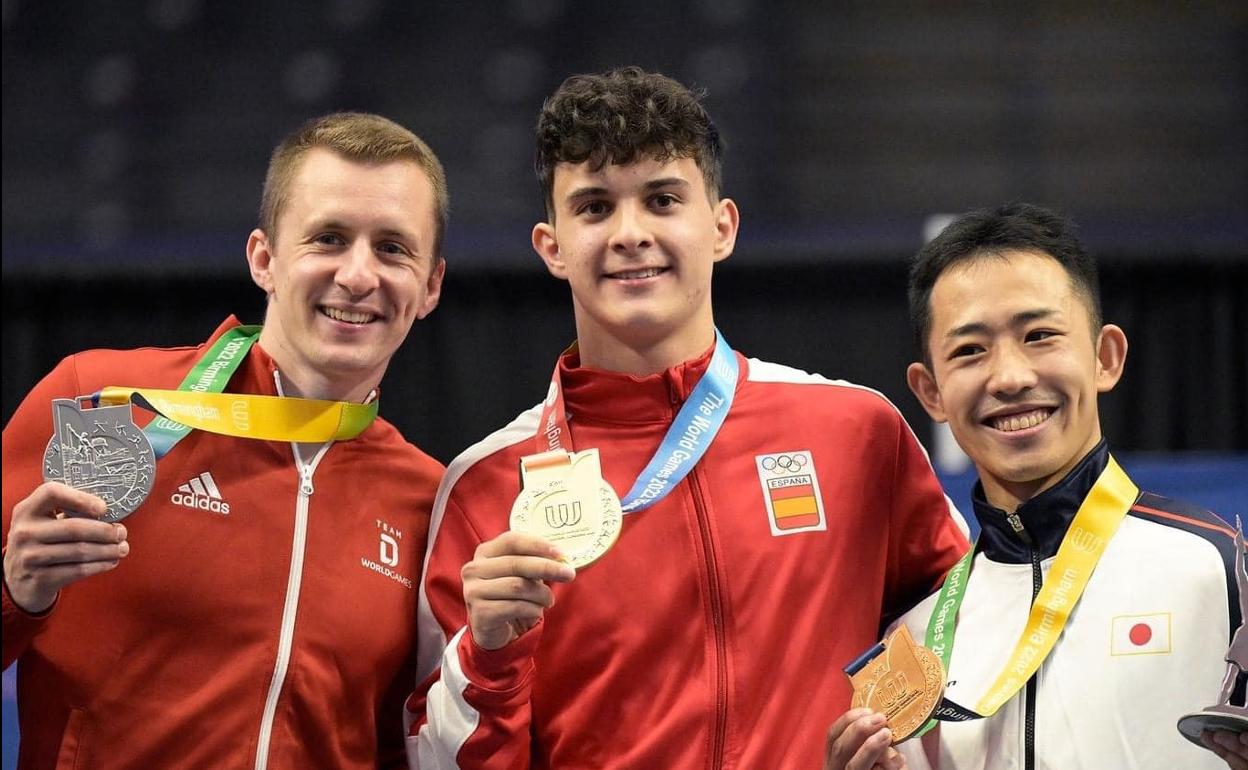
845, 625, 946, 743
509, 448, 622, 568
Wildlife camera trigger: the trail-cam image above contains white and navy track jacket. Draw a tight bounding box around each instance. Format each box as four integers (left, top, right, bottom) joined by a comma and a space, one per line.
898, 441, 1235, 770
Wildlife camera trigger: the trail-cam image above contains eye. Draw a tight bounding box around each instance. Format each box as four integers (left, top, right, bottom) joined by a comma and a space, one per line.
1025, 329, 1058, 343
650, 192, 679, 209
377, 241, 411, 258
578, 200, 610, 217
314, 232, 346, 247
949, 344, 984, 360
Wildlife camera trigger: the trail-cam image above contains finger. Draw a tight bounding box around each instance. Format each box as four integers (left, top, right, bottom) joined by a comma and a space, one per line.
1206, 730, 1248, 768
475, 531, 567, 562
472, 599, 548, 627
464, 553, 575, 583
878, 746, 906, 770
467, 575, 557, 608
846, 727, 893, 770
32, 519, 127, 546
825, 710, 887, 768
828, 708, 874, 740
22, 559, 123, 586
21, 539, 130, 567
18, 482, 109, 520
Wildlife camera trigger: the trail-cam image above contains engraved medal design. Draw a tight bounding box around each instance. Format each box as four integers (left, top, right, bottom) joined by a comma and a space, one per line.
42, 398, 156, 522
846, 625, 946, 743
510, 448, 622, 569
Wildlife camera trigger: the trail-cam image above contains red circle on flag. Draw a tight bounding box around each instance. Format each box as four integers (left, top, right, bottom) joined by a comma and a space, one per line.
1129, 623, 1152, 646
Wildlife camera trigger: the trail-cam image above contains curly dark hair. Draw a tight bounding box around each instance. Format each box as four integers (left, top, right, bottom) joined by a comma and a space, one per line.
908, 202, 1103, 364
535, 66, 724, 217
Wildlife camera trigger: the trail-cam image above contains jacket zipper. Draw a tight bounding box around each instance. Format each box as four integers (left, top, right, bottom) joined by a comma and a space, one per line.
253, 371, 331, 770
1006, 511, 1040, 770
689, 468, 728, 770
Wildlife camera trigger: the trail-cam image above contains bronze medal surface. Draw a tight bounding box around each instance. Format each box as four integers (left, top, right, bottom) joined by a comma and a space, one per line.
848, 625, 946, 743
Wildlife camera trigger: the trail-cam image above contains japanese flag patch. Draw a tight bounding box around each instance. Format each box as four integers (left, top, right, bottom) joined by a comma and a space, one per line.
755, 450, 826, 536
1110, 613, 1172, 656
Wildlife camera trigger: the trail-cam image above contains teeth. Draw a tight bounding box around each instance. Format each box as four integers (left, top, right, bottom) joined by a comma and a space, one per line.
991, 409, 1051, 432
323, 307, 374, 324
611, 268, 663, 280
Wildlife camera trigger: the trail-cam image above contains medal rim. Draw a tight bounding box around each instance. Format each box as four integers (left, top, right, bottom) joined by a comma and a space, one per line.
42, 402, 156, 522
509, 477, 623, 569
848, 626, 947, 744
1178, 709, 1248, 747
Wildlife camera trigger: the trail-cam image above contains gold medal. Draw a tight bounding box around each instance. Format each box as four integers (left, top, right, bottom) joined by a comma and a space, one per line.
846, 625, 946, 743
509, 448, 623, 568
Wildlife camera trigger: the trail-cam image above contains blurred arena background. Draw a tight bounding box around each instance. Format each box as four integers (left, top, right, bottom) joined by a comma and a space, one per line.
3, 2, 1246, 766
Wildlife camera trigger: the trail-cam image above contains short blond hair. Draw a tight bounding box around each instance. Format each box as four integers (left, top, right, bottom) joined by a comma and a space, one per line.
260, 112, 449, 256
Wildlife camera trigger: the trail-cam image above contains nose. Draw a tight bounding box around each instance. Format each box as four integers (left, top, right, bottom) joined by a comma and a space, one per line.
607, 201, 653, 255
335, 240, 380, 297
986, 342, 1038, 397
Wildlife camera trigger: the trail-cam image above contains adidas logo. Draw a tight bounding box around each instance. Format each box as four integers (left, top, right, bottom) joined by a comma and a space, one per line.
170, 471, 231, 515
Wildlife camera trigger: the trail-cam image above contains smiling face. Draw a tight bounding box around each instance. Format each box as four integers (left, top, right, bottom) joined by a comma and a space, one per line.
906, 250, 1127, 511
246, 147, 444, 401
531, 155, 738, 374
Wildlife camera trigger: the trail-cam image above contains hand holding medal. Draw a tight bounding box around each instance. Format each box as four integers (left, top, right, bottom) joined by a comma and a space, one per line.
844, 626, 946, 744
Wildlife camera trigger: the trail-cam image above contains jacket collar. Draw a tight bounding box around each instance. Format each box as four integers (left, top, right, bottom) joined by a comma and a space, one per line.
974, 439, 1110, 563
558, 341, 733, 425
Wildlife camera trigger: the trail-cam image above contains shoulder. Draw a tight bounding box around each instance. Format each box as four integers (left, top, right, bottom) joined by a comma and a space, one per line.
742, 357, 907, 421
438, 403, 542, 502
67, 341, 208, 389
365, 418, 445, 479
1125, 491, 1241, 626
1127, 491, 1237, 552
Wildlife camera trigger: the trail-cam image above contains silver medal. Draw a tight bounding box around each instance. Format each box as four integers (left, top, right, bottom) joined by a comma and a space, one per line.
42, 398, 156, 521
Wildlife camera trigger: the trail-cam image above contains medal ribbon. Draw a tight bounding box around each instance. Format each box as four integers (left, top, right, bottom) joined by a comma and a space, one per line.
96, 387, 378, 444
135, 325, 260, 457
535, 328, 738, 513
916, 456, 1139, 734
92, 324, 378, 452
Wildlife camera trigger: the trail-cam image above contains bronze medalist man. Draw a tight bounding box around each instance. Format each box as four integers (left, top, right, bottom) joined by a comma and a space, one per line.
823, 203, 1244, 770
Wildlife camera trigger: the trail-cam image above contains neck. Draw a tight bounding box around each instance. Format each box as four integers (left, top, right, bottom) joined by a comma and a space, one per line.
258, 332, 378, 404
572, 309, 717, 376
576, 329, 716, 376
980, 478, 1047, 515
979, 435, 1105, 515
276, 367, 376, 404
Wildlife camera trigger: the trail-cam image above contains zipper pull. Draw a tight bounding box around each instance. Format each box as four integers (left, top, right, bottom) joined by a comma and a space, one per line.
299, 464, 315, 496
1005, 511, 1034, 546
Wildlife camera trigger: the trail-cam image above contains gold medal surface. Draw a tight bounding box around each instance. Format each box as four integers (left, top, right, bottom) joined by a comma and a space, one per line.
848, 625, 946, 743
509, 448, 622, 568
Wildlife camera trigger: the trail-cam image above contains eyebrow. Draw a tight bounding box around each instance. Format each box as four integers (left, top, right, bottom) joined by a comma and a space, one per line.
562, 177, 692, 206
946, 308, 1057, 339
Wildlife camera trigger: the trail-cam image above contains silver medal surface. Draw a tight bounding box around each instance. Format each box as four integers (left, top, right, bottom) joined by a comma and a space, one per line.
42, 398, 156, 521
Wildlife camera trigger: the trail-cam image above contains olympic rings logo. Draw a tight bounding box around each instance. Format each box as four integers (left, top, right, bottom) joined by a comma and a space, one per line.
760, 453, 808, 473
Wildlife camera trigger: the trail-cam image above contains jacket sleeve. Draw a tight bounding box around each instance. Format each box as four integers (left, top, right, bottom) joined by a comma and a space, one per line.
3, 356, 83, 669
406, 491, 538, 769
881, 409, 971, 624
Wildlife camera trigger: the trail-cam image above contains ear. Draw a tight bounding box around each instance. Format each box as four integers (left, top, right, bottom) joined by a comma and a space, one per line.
415, 257, 446, 320
1094, 323, 1128, 393
532, 221, 567, 280
711, 197, 740, 263
245, 229, 276, 294
906, 361, 948, 423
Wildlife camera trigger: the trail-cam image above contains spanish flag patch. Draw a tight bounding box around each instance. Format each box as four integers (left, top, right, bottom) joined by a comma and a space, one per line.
755, 450, 826, 536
